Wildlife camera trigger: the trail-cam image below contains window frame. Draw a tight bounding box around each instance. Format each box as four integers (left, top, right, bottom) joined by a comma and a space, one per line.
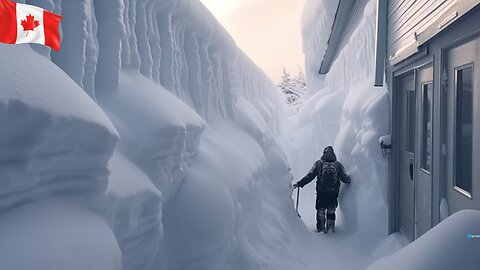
453, 63, 474, 199
420, 81, 433, 174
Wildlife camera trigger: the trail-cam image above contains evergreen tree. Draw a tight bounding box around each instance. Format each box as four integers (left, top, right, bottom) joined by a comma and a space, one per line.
277, 67, 307, 113
293, 69, 307, 95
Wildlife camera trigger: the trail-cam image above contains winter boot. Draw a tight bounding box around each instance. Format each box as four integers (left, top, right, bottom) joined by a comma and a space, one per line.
316, 209, 326, 233
327, 219, 335, 233
316, 218, 326, 233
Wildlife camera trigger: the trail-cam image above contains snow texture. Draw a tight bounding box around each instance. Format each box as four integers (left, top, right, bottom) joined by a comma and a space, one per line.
98, 150, 163, 270
0, 45, 118, 213
5, 0, 475, 268
284, 0, 395, 268
368, 210, 480, 270
0, 199, 122, 270
0, 0, 299, 269
301, 0, 339, 92
295, 0, 479, 269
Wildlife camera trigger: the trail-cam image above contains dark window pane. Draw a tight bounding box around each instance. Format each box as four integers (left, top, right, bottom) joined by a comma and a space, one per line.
421, 83, 433, 172
406, 90, 416, 153
455, 67, 473, 194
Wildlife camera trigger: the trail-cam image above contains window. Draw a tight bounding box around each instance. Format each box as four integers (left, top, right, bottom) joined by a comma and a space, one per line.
404, 74, 416, 153
455, 66, 473, 197
421, 83, 433, 172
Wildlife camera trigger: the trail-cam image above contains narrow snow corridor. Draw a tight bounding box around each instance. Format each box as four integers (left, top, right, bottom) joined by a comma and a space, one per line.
275, 0, 403, 268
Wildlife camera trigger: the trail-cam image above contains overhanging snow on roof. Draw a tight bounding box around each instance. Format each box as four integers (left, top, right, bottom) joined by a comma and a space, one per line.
319, 0, 368, 75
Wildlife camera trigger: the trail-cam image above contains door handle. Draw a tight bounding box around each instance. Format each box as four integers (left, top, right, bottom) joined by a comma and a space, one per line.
409, 159, 414, 181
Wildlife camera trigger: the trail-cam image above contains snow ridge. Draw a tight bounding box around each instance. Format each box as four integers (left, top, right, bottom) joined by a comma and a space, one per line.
0, 1, 291, 270
301, 0, 339, 90
0, 46, 118, 213
287, 0, 392, 268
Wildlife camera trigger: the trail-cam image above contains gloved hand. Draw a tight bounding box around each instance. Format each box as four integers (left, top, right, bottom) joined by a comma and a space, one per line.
346, 175, 352, 184
292, 183, 300, 189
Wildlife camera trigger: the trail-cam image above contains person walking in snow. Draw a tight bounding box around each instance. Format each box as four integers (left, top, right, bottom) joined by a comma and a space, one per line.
293, 146, 351, 233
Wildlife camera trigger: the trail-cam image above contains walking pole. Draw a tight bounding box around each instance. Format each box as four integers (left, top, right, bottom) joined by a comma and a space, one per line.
295, 186, 301, 218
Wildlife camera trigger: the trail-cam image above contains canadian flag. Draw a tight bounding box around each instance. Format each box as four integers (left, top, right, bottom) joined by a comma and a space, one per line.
0, 0, 62, 51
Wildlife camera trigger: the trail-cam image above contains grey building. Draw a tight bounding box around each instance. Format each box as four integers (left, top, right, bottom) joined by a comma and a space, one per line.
320, 0, 480, 241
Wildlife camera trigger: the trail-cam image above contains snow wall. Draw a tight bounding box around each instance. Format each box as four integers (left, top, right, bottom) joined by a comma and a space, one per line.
300, 0, 339, 93
286, 0, 393, 263
293, 1, 480, 269
0, 0, 308, 269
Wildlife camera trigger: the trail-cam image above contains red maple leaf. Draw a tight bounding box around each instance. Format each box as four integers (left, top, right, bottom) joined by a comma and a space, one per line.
21, 14, 40, 34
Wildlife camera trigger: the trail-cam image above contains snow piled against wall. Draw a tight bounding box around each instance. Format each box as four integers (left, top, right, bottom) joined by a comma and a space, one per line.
368, 210, 480, 270
0, 0, 301, 270
290, 0, 393, 264
297, 0, 480, 269
301, 0, 339, 92
0, 44, 121, 269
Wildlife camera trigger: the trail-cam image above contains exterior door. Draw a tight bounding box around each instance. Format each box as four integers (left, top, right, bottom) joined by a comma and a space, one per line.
399, 72, 415, 241
415, 64, 433, 238
446, 38, 480, 212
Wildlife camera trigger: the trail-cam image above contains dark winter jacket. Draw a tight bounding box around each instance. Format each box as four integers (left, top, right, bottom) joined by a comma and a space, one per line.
297, 151, 350, 194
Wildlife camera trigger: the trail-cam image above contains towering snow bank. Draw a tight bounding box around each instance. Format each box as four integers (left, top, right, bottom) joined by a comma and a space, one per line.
52, 0, 279, 121
301, 0, 339, 92
100, 70, 205, 199
164, 119, 307, 270
290, 0, 391, 262
0, 199, 122, 270
0, 45, 118, 212
2, 1, 293, 270
367, 210, 480, 270
98, 151, 163, 270
0, 44, 120, 269
98, 70, 204, 269
51, 0, 98, 98
327, 0, 390, 246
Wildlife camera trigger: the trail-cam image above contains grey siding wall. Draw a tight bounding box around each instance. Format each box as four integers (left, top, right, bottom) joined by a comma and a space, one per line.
387, 0, 454, 62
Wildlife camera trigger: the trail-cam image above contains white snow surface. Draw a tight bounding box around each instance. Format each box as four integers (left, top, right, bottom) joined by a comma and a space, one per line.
283, 0, 397, 268
3, 0, 477, 269
294, 0, 480, 269
99, 151, 163, 270
368, 210, 480, 270
0, 0, 302, 270
301, 0, 339, 92
0, 199, 122, 270
0, 45, 118, 213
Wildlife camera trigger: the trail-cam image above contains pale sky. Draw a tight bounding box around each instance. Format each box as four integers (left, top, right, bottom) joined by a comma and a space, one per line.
200, 0, 305, 83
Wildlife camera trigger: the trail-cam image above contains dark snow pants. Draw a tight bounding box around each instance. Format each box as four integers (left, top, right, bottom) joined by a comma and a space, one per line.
315, 192, 338, 230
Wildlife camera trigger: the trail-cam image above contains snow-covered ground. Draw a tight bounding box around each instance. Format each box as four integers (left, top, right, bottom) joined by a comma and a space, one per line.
290, 0, 390, 243
368, 209, 480, 270
281, 0, 405, 268
1, 0, 478, 269
283, 0, 480, 269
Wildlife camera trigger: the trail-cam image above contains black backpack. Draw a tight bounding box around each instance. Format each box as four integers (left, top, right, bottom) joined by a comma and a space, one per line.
319, 161, 339, 193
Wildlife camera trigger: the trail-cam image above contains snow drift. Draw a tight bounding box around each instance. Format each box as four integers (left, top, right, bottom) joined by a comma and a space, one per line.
97, 150, 163, 270
296, 0, 389, 239
0, 0, 301, 270
0, 45, 118, 212
0, 199, 122, 270
293, 0, 479, 269
301, 0, 339, 92
282, 0, 393, 267
0, 43, 121, 269
368, 210, 480, 270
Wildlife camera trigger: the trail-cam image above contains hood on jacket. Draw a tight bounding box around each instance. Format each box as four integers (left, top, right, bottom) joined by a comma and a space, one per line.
321, 146, 337, 162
